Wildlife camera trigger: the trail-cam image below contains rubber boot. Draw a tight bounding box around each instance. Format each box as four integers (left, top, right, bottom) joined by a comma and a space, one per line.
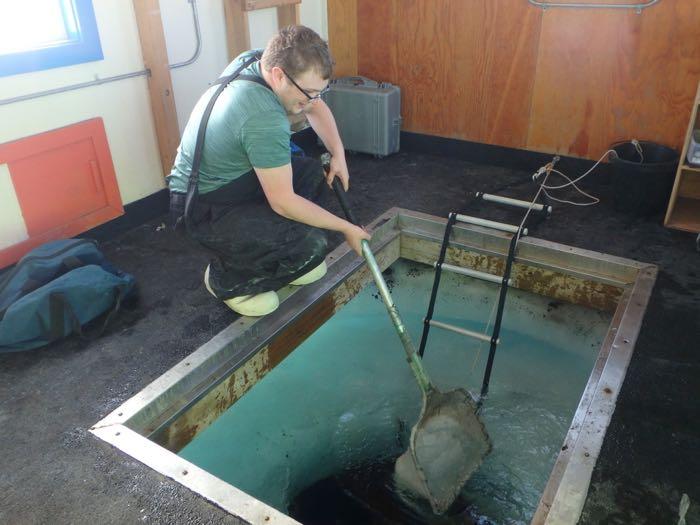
290, 261, 327, 286
204, 265, 279, 316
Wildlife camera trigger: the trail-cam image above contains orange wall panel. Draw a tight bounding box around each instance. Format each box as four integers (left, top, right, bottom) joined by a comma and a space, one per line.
0, 118, 123, 268
12, 140, 109, 236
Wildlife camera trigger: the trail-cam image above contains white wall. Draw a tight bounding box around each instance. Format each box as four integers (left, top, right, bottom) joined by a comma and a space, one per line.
0, 1, 165, 208
161, 0, 328, 135
0, 0, 329, 253
0, 0, 166, 250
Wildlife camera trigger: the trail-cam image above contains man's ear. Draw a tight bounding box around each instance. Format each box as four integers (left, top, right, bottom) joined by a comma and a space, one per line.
270, 66, 285, 86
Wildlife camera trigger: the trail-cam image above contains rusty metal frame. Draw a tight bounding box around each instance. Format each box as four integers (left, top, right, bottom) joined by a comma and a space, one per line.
90, 208, 656, 525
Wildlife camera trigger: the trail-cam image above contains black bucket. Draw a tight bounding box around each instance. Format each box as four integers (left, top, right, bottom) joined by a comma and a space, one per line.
609, 141, 679, 216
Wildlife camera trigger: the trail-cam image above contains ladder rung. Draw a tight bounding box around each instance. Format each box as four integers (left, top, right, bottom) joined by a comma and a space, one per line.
454, 214, 528, 236
437, 262, 512, 286
428, 319, 497, 344
476, 192, 552, 215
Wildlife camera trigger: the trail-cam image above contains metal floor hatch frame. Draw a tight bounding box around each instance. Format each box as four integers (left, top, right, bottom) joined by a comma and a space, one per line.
90, 208, 656, 525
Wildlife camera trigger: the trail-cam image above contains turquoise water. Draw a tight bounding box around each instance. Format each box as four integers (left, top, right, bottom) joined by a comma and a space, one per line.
179, 260, 611, 524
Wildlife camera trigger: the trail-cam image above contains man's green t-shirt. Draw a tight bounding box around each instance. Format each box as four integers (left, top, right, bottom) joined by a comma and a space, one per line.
167, 50, 290, 194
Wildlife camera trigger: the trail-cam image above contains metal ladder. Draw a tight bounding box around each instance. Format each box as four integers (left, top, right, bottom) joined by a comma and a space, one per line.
417, 193, 552, 402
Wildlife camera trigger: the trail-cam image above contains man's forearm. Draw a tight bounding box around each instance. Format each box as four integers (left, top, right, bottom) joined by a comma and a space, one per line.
306, 100, 344, 157
273, 192, 350, 233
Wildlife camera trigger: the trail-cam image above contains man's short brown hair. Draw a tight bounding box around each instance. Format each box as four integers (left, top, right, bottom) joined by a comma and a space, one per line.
262, 25, 334, 80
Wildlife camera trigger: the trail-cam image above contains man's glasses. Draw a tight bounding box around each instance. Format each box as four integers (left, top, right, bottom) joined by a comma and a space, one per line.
282, 69, 329, 101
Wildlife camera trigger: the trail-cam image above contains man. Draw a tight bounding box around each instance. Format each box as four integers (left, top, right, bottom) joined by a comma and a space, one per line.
167, 25, 370, 317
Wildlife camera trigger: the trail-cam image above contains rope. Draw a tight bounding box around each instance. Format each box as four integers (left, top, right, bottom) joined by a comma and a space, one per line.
535, 149, 615, 207
469, 293, 499, 374
632, 139, 644, 163
542, 170, 600, 206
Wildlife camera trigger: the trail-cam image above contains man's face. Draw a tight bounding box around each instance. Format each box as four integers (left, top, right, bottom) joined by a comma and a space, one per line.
275, 67, 329, 115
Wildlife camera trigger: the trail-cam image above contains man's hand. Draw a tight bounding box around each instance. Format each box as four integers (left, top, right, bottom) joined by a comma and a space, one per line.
255, 164, 370, 251
324, 153, 350, 191
307, 99, 349, 189
343, 224, 371, 256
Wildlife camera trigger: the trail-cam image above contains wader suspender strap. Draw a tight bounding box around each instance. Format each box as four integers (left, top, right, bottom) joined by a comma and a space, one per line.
211, 73, 272, 90
183, 52, 270, 230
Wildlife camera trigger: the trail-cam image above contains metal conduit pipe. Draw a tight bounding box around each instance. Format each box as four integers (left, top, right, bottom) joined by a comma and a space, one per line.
528, 0, 659, 12
0, 70, 151, 106
169, 0, 202, 69
0, 0, 201, 107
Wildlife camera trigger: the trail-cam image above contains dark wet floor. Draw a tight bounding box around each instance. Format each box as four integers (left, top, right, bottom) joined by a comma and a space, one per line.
1, 144, 698, 524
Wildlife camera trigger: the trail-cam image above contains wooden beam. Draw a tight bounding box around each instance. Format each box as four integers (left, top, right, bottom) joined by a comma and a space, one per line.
132, 0, 180, 178
277, 3, 300, 28
327, 0, 357, 77
244, 0, 300, 11
223, 0, 250, 62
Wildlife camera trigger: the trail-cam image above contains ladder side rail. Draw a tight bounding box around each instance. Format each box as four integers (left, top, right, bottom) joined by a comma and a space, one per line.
479, 229, 521, 401
418, 212, 458, 357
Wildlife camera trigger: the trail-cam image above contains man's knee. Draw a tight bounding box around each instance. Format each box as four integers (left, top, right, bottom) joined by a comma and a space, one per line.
304, 227, 328, 257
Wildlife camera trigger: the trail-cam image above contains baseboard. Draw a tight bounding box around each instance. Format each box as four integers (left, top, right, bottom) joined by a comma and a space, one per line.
77, 131, 611, 244
79, 188, 170, 242
400, 131, 613, 182
77, 128, 320, 244
296, 128, 611, 181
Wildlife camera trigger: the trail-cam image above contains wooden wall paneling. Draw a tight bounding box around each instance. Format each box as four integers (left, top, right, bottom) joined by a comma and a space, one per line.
132, 0, 180, 177
225, 0, 302, 59
356, 1, 540, 148
394, 0, 455, 136
447, 1, 541, 148
528, 0, 700, 159
243, 0, 299, 10
527, 9, 621, 158
327, 0, 358, 77
357, 0, 399, 85
223, 0, 250, 62
277, 3, 300, 28
615, 1, 700, 151
348, 0, 700, 160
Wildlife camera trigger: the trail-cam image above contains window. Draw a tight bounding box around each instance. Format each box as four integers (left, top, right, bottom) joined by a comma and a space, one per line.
0, 0, 103, 77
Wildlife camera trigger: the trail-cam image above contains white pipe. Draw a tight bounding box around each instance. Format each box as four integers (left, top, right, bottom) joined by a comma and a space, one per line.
437, 262, 512, 286
477, 192, 551, 214
428, 319, 496, 344
455, 214, 528, 236
170, 0, 202, 70
0, 0, 201, 107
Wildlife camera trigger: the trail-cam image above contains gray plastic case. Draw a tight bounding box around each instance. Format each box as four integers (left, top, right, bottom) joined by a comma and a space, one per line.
321, 76, 401, 157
